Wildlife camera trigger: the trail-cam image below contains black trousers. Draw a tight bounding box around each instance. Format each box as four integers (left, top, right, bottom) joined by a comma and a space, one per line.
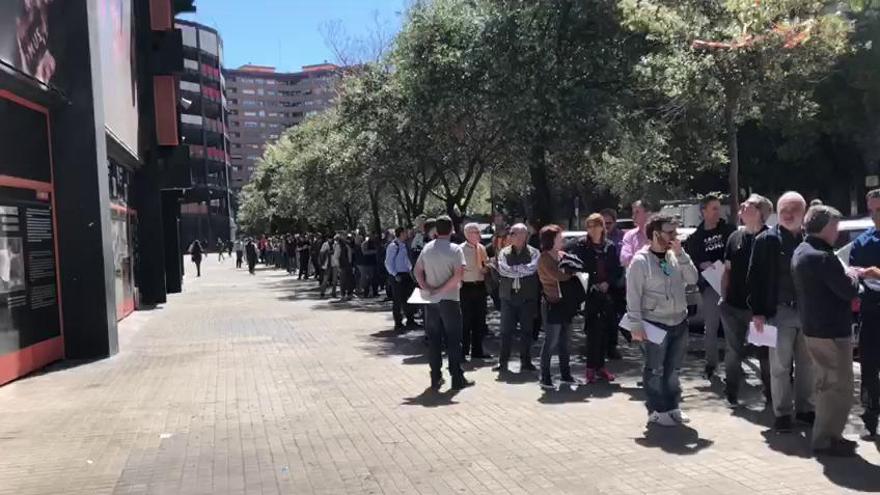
460, 282, 487, 356
861, 300, 880, 432
391, 274, 416, 326
586, 296, 615, 370
426, 300, 465, 384
298, 253, 310, 278
235, 250, 243, 268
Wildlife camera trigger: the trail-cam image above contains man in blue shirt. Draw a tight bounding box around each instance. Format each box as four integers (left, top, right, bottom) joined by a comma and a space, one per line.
850, 189, 880, 438
385, 227, 417, 332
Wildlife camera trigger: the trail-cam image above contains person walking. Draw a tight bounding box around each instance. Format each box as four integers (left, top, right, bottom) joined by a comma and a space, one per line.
385, 227, 417, 331
849, 189, 880, 438
747, 191, 815, 433
358, 234, 378, 297
570, 214, 623, 383
460, 223, 491, 360
234, 238, 244, 269
297, 234, 311, 279
190, 240, 204, 277
245, 238, 258, 275
720, 194, 773, 406
537, 225, 580, 389
414, 216, 474, 391
685, 194, 736, 379
620, 200, 651, 268
494, 223, 541, 375
627, 213, 699, 427
311, 235, 324, 283
793, 205, 873, 456
339, 235, 356, 300
217, 238, 226, 262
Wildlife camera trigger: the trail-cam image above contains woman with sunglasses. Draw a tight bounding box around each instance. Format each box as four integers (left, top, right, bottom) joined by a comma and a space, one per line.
575, 213, 624, 383
625, 213, 699, 427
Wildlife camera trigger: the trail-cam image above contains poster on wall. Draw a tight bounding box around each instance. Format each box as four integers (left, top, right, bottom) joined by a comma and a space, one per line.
0, 0, 65, 87
98, 0, 139, 158
0, 190, 61, 356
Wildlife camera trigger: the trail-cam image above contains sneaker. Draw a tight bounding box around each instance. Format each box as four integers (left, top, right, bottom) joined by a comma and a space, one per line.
796, 411, 816, 426
540, 378, 555, 390
774, 415, 793, 433
669, 409, 691, 424
598, 368, 616, 382
560, 374, 578, 384
585, 368, 597, 384
451, 378, 474, 390
648, 411, 677, 427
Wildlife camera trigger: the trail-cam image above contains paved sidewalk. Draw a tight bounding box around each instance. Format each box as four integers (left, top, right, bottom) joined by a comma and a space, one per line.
2, 258, 880, 494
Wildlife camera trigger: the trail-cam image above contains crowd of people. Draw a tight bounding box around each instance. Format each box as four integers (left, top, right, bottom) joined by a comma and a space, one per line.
224, 189, 880, 458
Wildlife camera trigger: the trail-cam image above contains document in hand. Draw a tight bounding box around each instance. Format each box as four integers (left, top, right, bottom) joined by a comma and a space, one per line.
701, 260, 724, 296
618, 314, 667, 345
836, 243, 852, 268
747, 322, 778, 348
575, 272, 590, 292
407, 288, 440, 305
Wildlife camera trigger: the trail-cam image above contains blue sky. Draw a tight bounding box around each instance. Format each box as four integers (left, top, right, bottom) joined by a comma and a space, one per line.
179, 0, 407, 72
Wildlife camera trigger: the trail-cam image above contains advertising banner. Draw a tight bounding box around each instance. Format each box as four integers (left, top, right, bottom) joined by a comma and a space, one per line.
0, 0, 64, 87
98, 0, 139, 158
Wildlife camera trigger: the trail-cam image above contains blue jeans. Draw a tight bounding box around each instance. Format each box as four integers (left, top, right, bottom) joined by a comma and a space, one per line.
642, 320, 689, 413
500, 297, 536, 365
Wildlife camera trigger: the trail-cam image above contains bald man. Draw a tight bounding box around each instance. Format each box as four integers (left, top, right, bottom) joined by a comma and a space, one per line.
747, 191, 815, 433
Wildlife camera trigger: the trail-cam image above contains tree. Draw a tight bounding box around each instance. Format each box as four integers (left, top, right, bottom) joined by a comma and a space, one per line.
620, 0, 852, 216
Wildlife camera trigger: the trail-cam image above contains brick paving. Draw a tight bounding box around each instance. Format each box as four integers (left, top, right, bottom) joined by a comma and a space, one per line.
2, 258, 880, 494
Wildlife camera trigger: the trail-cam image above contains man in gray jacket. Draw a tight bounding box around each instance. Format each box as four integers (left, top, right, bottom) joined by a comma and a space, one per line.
626, 213, 699, 427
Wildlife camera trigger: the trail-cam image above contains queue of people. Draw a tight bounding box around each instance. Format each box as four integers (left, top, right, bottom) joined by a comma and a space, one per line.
234, 190, 880, 458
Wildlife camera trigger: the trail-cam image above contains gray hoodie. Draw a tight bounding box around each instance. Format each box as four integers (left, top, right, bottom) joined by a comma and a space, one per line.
625, 246, 699, 332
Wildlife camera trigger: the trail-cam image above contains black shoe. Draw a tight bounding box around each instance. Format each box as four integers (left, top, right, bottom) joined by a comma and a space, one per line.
774, 415, 793, 433
492, 364, 509, 373
430, 377, 445, 390
704, 364, 716, 380
814, 440, 857, 458
471, 352, 492, 360
394, 324, 405, 332
608, 350, 623, 361
560, 374, 577, 384
862, 431, 878, 442
837, 438, 858, 450
796, 411, 816, 426
406, 320, 421, 329
726, 391, 738, 407
521, 362, 538, 372
539, 377, 555, 390
451, 378, 474, 390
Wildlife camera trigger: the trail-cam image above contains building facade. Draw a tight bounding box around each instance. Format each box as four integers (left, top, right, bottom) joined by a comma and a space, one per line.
169, 20, 233, 253
224, 64, 339, 197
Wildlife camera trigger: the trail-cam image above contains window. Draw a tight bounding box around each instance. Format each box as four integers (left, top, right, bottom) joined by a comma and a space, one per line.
232, 144, 242, 149
242, 89, 255, 95
266, 91, 276, 96
242, 99, 257, 106
244, 121, 258, 128
257, 88, 264, 95
255, 79, 264, 85
267, 112, 279, 117
266, 80, 276, 85
240, 78, 254, 84
243, 111, 257, 116
249, 144, 260, 149
258, 110, 265, 117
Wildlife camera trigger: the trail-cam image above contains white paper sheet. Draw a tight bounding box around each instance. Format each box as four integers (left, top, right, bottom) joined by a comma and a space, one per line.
618, 314, 667, 345
407, 288, 440, 305
575, 272, 590, 292
701, 260, 724, 296
837, 243, 852, 268
748, 322, 778, 348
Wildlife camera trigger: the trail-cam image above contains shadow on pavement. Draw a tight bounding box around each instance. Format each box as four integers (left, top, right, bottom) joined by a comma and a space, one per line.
819, 454, 880, 492
634, 424, 714, 455
402, 387, 460, 407
760, 429, 813, 459
538, 383, 618, 405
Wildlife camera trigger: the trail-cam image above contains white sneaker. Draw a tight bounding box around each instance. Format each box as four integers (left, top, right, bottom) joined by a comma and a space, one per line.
648, 411, 677, 427
669, 409, 691, 424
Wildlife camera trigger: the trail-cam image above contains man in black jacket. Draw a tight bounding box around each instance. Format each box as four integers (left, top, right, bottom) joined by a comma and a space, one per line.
747, 191, 814, 432
686, 194, 736, 379
792, 205, 871, 456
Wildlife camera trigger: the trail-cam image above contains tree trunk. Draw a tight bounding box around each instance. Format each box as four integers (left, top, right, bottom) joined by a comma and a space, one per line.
368, 185, 382, 235
724, 88, 740, 224
446, 200, 463, 235
528, 144, 554, 228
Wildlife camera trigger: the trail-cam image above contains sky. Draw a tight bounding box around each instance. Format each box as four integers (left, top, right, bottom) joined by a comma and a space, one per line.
179, 0, 407, 72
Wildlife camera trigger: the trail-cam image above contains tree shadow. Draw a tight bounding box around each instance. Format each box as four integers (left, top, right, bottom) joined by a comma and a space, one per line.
401, 387, 461, 407
538, 383, 618, 405
760, 429, 812, 459
634, 424, 714, 455
818, 453, 880, 492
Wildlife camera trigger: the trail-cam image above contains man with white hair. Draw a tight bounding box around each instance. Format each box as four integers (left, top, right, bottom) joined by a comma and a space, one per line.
460, 222, 491, 359
494, 223, 541, 374
747, 191, 815, 432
